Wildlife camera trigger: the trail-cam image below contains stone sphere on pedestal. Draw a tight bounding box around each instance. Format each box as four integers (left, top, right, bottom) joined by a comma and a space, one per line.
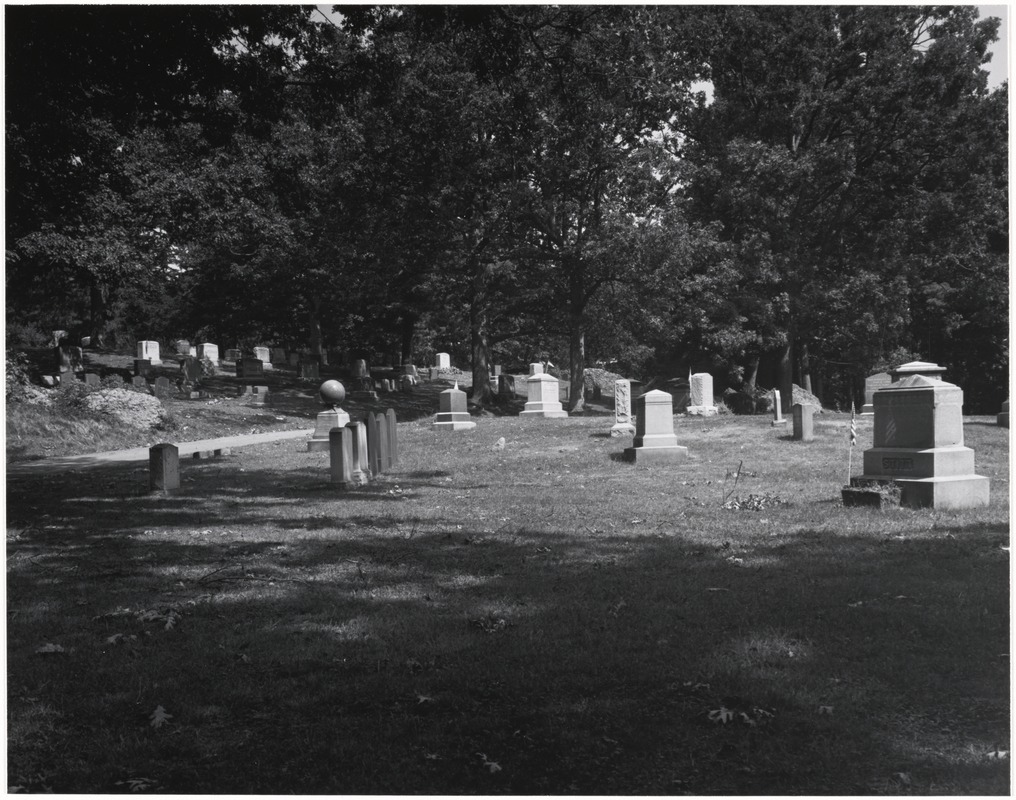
319, 380, 346, 408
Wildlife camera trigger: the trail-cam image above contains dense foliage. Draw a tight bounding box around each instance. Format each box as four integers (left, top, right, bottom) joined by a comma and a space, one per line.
6, 6, 1007, 410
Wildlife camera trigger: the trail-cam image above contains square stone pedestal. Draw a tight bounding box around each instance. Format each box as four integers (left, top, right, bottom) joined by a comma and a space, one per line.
851, 374, 988, 510
308, 407, 351, 451
520, 373, 568, 418
623, 390, 688, 464
434, 384, 476, 430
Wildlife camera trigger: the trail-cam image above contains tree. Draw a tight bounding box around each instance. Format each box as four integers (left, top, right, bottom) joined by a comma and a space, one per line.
682, 6, 1005, 409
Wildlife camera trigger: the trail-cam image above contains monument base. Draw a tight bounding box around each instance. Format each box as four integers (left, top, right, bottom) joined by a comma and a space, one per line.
686, 405, 718, 416
520, 402, 568, 418
307, 408, 350, 451
610, 423, 636, 437
771, 419, 787, 427
998, 412, 1009, 428
433, 411, 476, 431
849, 474, 989, 510
860, 403, 874, 415
623, 445, 689, 464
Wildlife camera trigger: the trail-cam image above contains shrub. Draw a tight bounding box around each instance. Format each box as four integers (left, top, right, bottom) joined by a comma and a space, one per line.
101, 373, 126, 390
6, 351, 33, 400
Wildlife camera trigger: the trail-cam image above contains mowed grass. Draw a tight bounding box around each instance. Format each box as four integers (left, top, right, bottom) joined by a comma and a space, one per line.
6, 411, 1009, 794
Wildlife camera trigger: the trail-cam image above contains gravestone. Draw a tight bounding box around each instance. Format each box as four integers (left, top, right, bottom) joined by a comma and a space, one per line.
610, 379, 636, 437
366, 413, 382, 476
149, 443, 179, 494
84, 373, 100, 387
400, 375, 415, 392
131, 376, 149, 391
498, 375, 515, 396
861, 372, 892, 415
998, 400, 1009, 428
528, 362, 544, 376
134, 358, 152, 377
492, 364, 502, 377
249, 386, 270, 406
271, 348, 286, 365
236, 357, 264, 378
328, 427, 354, 489
792, 403, 815, 442
346, 421, 370, 485
299, 361, 320, 380
188, 346, 197, 358
520, 373, 567, 418
137, 341, 162, 365
849, 373, 989, 509
192, 448, 230, 459
254, 347, 272, 370
771, 389, 786, 426
197, 343, 219, 365
153, 377, 173, 398
623, 390, 688, 464
687, 373, 718, 416
385, 408, 398, 466
288, 352, 300, 367
377, 412, 391, 472
433, 383, 476, 430
53, 346, 73, 374
353, 359, 369, 378
224, 349, 241, 362
890, 361, 947, 383
436, 353, 451, 369
181, 357, 202, 383
173, 339, 191, 355
307, 380, 350, 452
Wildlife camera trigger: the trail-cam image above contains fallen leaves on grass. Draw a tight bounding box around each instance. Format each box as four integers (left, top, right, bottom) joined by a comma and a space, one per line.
469, 614, 511, 634
477, 753, 502, 773
115, 777, 161, 792
148, 706, 173, 729
722, 493, 788, 511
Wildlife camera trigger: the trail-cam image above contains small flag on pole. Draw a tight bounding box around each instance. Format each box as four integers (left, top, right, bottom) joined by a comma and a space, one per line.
850, 403, 857, 447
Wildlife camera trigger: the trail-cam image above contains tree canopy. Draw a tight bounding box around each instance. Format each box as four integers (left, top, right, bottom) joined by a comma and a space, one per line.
6, 5, 1007, 411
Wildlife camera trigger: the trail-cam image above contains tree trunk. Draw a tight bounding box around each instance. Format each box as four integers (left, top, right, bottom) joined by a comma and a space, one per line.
470, 305, 494, 407
88, 280, 112, 347
567, 266, 586, 413
799, 341, 812, 394
776, 332, 793, 414
400, 314, 417, 365
307, 297, 323, 358
744, 355, 760, 393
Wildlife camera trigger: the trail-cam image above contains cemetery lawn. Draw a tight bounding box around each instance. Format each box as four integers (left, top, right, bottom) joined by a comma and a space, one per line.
6, 410, 1009, 794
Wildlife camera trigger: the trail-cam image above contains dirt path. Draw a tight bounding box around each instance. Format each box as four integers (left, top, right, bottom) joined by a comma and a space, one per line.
6, 429, 313, 476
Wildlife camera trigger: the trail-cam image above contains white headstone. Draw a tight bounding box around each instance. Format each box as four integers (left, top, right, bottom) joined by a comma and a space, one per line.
436, 353, 451, 369
687, 373, 717, 416
610, 379, 636, 436
520, 373, 567, 418
254, 346, 272, 370
197, 343, 219, 365
771, 390, 786, 425
623, 390, 688, 464
137, 340, 161, 365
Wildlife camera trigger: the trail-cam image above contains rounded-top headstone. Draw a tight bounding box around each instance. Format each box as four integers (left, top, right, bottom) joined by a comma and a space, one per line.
319, 379, 346, 408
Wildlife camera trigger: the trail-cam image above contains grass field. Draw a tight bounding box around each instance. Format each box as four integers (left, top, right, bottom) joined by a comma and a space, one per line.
6, 400, 1010, 794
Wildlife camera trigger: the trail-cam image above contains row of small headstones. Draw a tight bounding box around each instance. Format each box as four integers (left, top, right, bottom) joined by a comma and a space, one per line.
148, 409, 398, 493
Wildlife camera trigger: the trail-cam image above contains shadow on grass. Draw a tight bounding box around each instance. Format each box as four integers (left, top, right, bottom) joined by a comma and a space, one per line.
6, 462, 1010, 795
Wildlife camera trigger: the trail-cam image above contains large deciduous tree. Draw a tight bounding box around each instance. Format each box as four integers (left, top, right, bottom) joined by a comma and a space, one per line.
682, 6, 1005, 409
